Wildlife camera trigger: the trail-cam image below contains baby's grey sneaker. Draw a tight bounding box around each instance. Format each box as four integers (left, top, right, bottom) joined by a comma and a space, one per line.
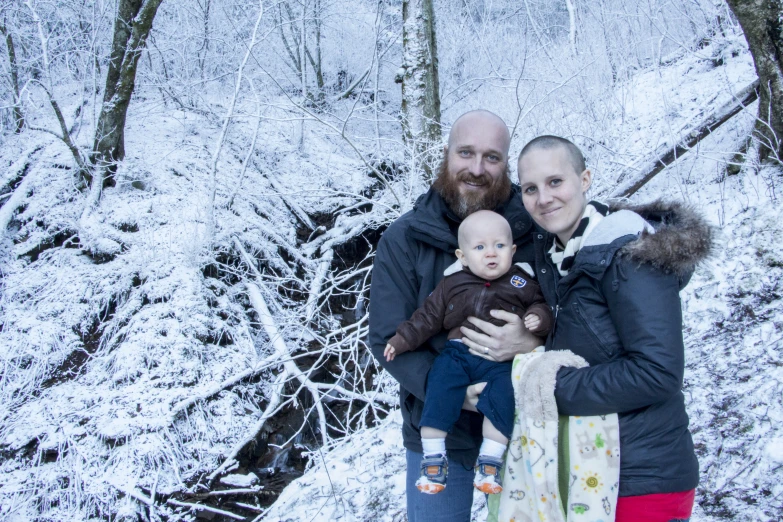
474, 454, 503, 494
415, 453, 448, 494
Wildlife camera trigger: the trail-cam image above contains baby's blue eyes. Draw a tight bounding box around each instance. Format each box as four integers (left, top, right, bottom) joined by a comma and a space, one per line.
474, 243, 505, 250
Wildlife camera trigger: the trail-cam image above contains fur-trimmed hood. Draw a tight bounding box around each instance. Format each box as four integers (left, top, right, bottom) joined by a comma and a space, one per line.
608, 199, 714, 277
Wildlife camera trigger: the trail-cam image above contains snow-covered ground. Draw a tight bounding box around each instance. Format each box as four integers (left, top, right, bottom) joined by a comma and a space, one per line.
1, 9, 781, 522
263, 37, 783, 522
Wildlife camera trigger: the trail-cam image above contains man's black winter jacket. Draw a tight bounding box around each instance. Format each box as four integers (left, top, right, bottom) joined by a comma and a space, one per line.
368, 187, 535, 466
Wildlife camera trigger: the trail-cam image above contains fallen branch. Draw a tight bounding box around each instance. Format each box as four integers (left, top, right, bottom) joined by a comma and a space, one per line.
209, 233, 388, 488
232, 501, 263, 513
245, 282, 329, 446
304, 248, 334, 322
207, 368, 289, 483
0, 161, 37, 235
264, 168, 316, 231
168, 351, 281, 424
167, 499, 245, 520
332, 66, 372, 102
187, 487, 263, 498
605, 80, 760, 198
108, 481, 154, 507
314, 381, 396, 406
0, 143, 43, 189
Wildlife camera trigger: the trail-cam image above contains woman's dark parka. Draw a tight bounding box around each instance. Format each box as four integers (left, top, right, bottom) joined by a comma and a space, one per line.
533, 200, 712, 497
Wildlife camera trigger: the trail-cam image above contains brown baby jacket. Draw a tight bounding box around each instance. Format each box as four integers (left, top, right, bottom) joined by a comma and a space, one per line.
387, 263, 552, 354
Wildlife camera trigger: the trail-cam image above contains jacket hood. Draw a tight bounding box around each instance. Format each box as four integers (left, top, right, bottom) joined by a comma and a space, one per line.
608, 199, 714, 277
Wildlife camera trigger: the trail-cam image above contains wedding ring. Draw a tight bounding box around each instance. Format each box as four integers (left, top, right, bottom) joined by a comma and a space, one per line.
484, 347, 489, 355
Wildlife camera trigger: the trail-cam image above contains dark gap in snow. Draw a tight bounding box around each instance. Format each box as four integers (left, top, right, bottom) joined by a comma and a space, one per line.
84, 250, 117, 264
26, 229, 80, 262
116, 222, 139, 233
197, 387, 323, 510
0, 161, 32, 201
41, 294, 111, 389
140, 289, 168, 307
194, 328, 234, 347
333, 225, 384, 270
327, 224, 385, 326
365, 159, 405, 198
201, 251, 244, 287
102, 172, 116, 189
0, 438, 38, 465
298, 211, 337, 241
40, 345, 94, 390
41, 447, 59, 463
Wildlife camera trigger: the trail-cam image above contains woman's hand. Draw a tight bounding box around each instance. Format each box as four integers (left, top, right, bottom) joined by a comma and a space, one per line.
462, 382, 487, 412
461, 309, 540, 361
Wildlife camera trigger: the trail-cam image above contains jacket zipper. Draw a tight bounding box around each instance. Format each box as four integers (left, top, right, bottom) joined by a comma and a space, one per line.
476, 285, 488, 317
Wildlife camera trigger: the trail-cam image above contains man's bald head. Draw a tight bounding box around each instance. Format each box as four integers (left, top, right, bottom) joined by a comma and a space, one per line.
432, 110, 513, 219
447, 110, 511, 155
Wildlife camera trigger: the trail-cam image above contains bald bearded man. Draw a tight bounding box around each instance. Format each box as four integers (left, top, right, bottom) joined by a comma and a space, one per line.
369, 110, 540, 521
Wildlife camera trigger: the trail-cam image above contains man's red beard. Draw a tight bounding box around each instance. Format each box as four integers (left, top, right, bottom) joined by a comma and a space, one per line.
432, 156, 512, 219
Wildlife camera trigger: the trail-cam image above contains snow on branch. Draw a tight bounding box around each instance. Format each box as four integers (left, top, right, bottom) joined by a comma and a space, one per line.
167, 499, 245, 520
605, 80, 760, 198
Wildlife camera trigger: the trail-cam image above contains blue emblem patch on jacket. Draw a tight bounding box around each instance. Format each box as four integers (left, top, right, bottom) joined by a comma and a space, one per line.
510, 275, 527, 288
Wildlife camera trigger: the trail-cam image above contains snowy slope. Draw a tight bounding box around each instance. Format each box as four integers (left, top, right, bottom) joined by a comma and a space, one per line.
1, 8, 781, 522
0, 93, 395, 520
264, 35, 783, 522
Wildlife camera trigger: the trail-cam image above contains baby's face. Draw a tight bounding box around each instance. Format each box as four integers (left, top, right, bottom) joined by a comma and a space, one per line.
456, 224, 515, 280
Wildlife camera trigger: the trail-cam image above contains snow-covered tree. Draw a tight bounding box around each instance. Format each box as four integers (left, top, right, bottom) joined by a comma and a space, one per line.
400, 0, 441, 181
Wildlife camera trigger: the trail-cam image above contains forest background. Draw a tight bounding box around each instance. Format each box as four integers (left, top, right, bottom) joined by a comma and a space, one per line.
0, 0, 782, 520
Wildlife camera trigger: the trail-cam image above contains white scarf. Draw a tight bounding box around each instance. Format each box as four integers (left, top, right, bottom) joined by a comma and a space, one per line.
548, 201, 609, 276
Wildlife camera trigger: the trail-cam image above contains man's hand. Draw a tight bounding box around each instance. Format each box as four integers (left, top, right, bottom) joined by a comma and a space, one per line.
383, 343, 397, 362
461, 309, 540, 361
462, 382, 486, 412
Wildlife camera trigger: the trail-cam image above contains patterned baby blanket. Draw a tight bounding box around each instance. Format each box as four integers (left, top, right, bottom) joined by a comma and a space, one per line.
488, 350, 620, 522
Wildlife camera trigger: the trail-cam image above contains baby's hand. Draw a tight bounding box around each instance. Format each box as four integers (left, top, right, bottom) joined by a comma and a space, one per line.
524, 313, 541, 332
384, 343, 397, 362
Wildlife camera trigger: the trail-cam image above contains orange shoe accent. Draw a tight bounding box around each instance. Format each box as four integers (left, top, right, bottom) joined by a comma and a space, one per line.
417, 482, 446, 494
474, 482, 503, 495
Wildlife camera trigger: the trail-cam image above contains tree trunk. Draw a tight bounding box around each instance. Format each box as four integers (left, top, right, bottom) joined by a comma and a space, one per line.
309, 0, 325, 96
726, 0, 783, 159
565, 0, 577, 55
400, 0, 441, 182
0, 25, 24, 133
93, 0, 163, 172
606, 80, 760, 198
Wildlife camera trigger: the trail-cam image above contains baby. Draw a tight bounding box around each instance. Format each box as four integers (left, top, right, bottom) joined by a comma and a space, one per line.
384, 210, 552, 494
